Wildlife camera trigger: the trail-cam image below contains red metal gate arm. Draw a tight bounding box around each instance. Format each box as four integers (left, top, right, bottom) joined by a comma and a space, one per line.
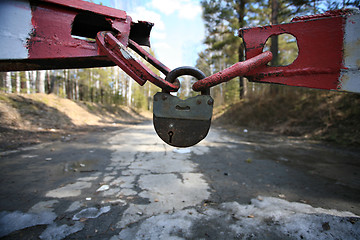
240, 9, 360, 93
0, 0, 153, 71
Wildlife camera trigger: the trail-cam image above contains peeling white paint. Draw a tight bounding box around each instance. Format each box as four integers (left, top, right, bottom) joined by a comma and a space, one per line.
340, 12, 360, 93
0, 0, 32, 59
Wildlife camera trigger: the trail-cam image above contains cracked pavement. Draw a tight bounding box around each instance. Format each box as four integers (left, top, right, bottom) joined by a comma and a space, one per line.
1, 122, 360, 239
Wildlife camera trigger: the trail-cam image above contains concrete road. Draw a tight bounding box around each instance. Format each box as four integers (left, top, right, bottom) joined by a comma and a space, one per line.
0, 122, 359, 239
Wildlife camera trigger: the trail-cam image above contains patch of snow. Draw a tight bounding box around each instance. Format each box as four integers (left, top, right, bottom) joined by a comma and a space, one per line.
65, 201, 82, 212
28, 200, 59, 214
72, 206, 111, 221
115, 208, 202, 240
39, 222, 84, 240
77, 176, 98, 181
117, 173, 210, 228
219, 197, 360, 239
96, 185, 110, 192
172, 148, 191, 154
111, 197, 360, 240
0, 200, 59, 237
0, 211, 56, 237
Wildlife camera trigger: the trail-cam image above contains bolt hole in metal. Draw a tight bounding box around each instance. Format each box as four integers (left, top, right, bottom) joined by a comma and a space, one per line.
263, 33, 299, 66
71, 12, 112, 42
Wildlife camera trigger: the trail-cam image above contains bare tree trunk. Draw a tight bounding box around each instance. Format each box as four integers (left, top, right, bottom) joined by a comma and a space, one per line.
16, 72, 21, 93
121, 72, 126, 105
46, 70, 52, 94
29, 71, 36, 93
66, 69, 73, 99
5, 72, 12, 93
26, 71, 31, 94
237, 0, 247, 99
89, 70, 94, 102
270, 0, 280, 95
270, 0, 279, 66
36, 70, 46, 93
0, 72, 4, 90
127, 76, 132, 106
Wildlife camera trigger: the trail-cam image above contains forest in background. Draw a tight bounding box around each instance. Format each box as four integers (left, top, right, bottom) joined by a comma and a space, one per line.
1, 0, 360, 145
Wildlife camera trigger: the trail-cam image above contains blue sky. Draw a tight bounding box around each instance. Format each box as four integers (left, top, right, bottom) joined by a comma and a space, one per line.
90, 0, 205, 70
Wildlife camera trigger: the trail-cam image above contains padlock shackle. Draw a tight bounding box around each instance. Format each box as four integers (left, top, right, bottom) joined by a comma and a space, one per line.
164, 66, 210, 95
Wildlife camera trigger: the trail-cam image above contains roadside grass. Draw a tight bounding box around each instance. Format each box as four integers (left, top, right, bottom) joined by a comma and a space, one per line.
0, 93, 148, 150
214, 88, 360, 146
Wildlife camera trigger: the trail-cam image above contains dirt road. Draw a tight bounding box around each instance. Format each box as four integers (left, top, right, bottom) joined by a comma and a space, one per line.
1, 122, 359, 239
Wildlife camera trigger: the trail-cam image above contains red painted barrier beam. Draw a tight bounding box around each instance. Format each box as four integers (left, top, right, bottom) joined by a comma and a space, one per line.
240, 9, 360, 93
0, 0, 153, 71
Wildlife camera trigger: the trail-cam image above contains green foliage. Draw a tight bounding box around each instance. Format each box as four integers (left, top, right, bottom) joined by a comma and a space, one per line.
133, 86, 148, 110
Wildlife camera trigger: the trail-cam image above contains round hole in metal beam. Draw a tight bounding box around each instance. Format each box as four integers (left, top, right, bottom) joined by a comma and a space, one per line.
263, 33, 299, 67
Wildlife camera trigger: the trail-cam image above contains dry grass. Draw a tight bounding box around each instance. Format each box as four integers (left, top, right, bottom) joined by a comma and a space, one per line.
0, 93, 148, 150
215, 88, 360, 146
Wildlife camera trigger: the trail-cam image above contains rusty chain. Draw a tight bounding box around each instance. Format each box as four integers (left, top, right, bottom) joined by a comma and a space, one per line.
97, 31, 272, 93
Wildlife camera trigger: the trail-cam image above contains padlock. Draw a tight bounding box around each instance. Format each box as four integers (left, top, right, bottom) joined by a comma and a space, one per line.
153, 66, 213, 147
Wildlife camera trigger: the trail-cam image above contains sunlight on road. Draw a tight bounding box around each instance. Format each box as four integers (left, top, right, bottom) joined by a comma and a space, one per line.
108, 123, 211, 229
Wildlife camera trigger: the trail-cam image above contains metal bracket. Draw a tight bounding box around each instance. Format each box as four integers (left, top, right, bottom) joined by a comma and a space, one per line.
240, 9, 360, 93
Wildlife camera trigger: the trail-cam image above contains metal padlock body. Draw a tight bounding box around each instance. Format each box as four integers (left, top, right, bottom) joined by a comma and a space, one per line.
153, 66, 213, 147
153, 92, 213, 147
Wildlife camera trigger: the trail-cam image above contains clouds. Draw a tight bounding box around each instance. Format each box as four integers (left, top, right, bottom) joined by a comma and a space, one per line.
112, 0, 204, 69
149, 0, 202, 20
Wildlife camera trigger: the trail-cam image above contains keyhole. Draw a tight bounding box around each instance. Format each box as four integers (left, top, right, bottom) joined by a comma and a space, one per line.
168, 131, 174, 143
